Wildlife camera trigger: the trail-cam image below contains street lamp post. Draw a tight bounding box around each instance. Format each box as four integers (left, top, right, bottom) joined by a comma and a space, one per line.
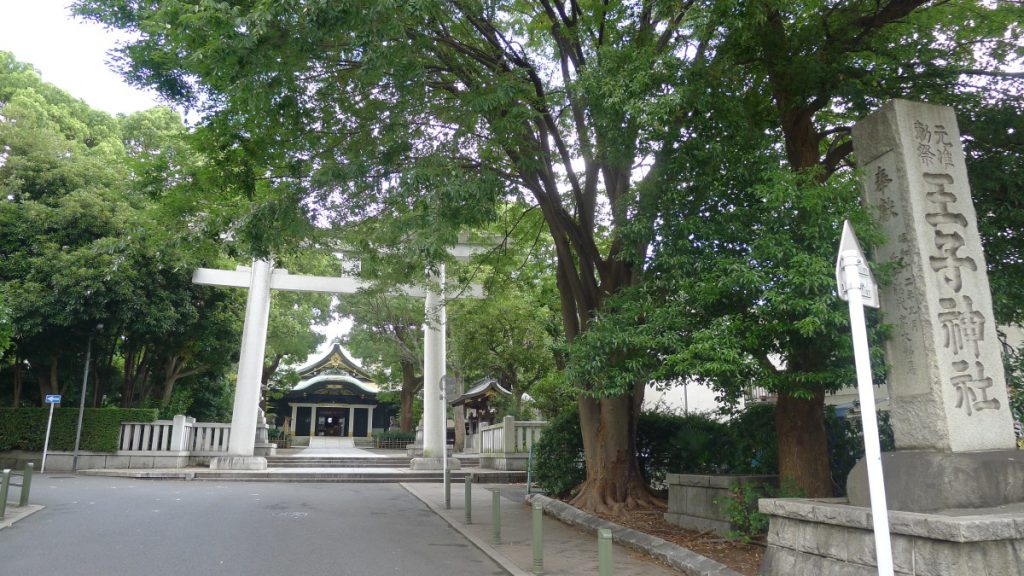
72, 323, 102, 472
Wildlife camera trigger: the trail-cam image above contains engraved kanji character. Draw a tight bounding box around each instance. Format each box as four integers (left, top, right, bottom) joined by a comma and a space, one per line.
878, 197, 898, 222
951, 360, 1000, 415
937, 296, 986, 357
874, 166, 893, 195
914, 121, 932, 143
918, 142, 936, 166
924, 173, 968, 228
932, 124, 955, 167
930, 231, 977, 292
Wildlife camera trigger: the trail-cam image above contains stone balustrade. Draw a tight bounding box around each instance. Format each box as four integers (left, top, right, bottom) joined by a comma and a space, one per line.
478, 416, 546, 471
119, 415, 230, 456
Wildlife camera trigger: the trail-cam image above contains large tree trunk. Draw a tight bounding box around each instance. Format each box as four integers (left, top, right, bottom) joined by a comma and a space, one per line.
453, 378, 465, 452
399, 359, 418, 433
571, 386, 662, 514
775, 387, 831, 497
48, 357, 60, 396
12, 360, 22, 408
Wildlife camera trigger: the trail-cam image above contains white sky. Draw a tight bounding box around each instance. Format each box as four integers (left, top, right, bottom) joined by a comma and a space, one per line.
0, 0, 163, 115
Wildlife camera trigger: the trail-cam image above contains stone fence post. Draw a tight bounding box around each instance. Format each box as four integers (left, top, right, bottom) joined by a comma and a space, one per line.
169, 415, 193, 451
503, 416, 516, 454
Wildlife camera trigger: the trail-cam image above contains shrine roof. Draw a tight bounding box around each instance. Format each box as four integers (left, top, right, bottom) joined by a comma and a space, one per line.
290, 373, 380, 395
450, 377, 511, 406
295, 342, 374, 382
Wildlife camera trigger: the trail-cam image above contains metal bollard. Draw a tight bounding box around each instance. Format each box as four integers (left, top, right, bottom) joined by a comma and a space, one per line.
0, 469, 10, 520
444, 467, 451, 510
532, 501, 544, 575
19, 462, 33, 507
491, 488, 501, 545
598, 528, 613, 576
464, 474, 473, 524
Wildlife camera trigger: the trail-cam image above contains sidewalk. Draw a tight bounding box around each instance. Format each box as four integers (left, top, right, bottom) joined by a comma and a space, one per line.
0, 503, 44, 531
403, 481, 682, 576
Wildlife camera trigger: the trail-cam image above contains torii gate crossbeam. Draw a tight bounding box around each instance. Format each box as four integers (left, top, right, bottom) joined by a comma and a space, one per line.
193, 258, 482, 470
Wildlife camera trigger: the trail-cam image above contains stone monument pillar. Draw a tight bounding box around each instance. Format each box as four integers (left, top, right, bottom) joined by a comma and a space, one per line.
760, 100, 1024, 576
847, 99, 1019, 510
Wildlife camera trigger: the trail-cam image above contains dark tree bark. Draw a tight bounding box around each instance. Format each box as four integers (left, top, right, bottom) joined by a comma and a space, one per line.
12, 359, 22, 408
398, 359, 421, 433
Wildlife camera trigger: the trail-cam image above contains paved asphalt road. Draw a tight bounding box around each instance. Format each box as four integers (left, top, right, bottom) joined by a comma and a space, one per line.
0, 475, 507, 576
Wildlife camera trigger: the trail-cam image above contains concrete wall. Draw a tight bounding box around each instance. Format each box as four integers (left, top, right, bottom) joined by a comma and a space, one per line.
1, 450, 191, 472
663, 473, 777, 536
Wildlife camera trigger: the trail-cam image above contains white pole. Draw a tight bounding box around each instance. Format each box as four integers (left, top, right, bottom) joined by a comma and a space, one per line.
842, 251, 894, 576
442, 375, 449, 507
41, 402, 55, 474
422, 265, 446, 459
227, 259, 274, 456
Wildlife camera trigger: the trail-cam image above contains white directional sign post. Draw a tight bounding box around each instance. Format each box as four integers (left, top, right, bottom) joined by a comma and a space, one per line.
836, 220, 893, 576
41, 394, 61, 473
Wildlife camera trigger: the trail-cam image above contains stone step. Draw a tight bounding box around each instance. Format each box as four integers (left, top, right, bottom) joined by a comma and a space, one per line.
191, 470, 526, 483
266, 461, 409, 468
264, 457, 481, 468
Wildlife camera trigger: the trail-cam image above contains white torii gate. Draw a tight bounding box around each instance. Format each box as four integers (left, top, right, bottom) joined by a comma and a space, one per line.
193, 251, 482, 470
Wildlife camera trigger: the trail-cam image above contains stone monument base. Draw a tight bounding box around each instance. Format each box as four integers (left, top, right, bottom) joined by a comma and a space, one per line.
759, 497, 1024, 576
253, 442, 277, 457
847, 450, 1024, 512
409, 457, 461, 471
209, 456, 267, 470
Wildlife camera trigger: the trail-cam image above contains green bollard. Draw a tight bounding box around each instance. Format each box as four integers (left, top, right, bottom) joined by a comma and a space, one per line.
444, 467, 451, 510
532, 501, 544, 575
464, 474, 473, 524
19, 462, 33, 507
598, 528, 613, 576
0, 469, 10, 520
491, 488, 501, 545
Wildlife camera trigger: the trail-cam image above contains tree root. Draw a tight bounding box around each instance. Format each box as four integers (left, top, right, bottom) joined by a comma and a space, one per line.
569, 477, 667, 516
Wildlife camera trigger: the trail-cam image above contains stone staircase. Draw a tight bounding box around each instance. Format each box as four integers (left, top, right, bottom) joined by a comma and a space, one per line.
179, 453, 500, 483
263, 455, 481, 468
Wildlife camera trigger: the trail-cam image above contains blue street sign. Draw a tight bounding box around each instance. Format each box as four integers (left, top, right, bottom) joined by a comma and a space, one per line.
45, 394, 61, 404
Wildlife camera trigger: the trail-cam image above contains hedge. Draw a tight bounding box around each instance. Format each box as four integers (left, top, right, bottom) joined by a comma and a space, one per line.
0, 408, 158, 453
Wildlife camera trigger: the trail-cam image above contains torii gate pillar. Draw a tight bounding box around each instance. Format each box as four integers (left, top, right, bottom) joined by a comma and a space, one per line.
213, 259, 272, 470
412, 266, 459, 470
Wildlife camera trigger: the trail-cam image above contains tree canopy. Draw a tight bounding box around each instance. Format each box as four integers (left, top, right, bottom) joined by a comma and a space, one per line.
0, 50, 333, 417
71, 0, 1024, 507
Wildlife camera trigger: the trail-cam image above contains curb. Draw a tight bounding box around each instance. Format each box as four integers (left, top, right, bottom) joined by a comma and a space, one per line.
0, 504, 45, 531
525, 494, 744, 576
401, 483, 530, 576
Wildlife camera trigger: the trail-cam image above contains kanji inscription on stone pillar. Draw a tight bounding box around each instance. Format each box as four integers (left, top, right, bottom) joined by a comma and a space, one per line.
852, 99, 1015, 452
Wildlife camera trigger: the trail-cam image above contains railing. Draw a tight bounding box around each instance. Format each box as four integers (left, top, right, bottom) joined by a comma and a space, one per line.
119, 419, 182, 452
479, 422, 505, 454
118, 415, 230, 455
512, 421, 546, 453
479, 417, 547, 455
187, 422, 231, 454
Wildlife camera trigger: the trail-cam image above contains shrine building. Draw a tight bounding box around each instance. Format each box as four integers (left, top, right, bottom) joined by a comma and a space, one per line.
276, 343, 393, 443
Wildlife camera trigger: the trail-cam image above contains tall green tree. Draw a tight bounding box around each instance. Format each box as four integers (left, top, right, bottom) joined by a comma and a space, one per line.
0, 51, 244, 415
585, 1, 1024, 496
75, 0, 702, 512
74, 0, 1024, 505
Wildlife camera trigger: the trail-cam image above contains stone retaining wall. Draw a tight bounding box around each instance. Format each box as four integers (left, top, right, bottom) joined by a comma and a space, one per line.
1, 450, 191, 471
759, 497, 1024, 575
663, 473, 777, 536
